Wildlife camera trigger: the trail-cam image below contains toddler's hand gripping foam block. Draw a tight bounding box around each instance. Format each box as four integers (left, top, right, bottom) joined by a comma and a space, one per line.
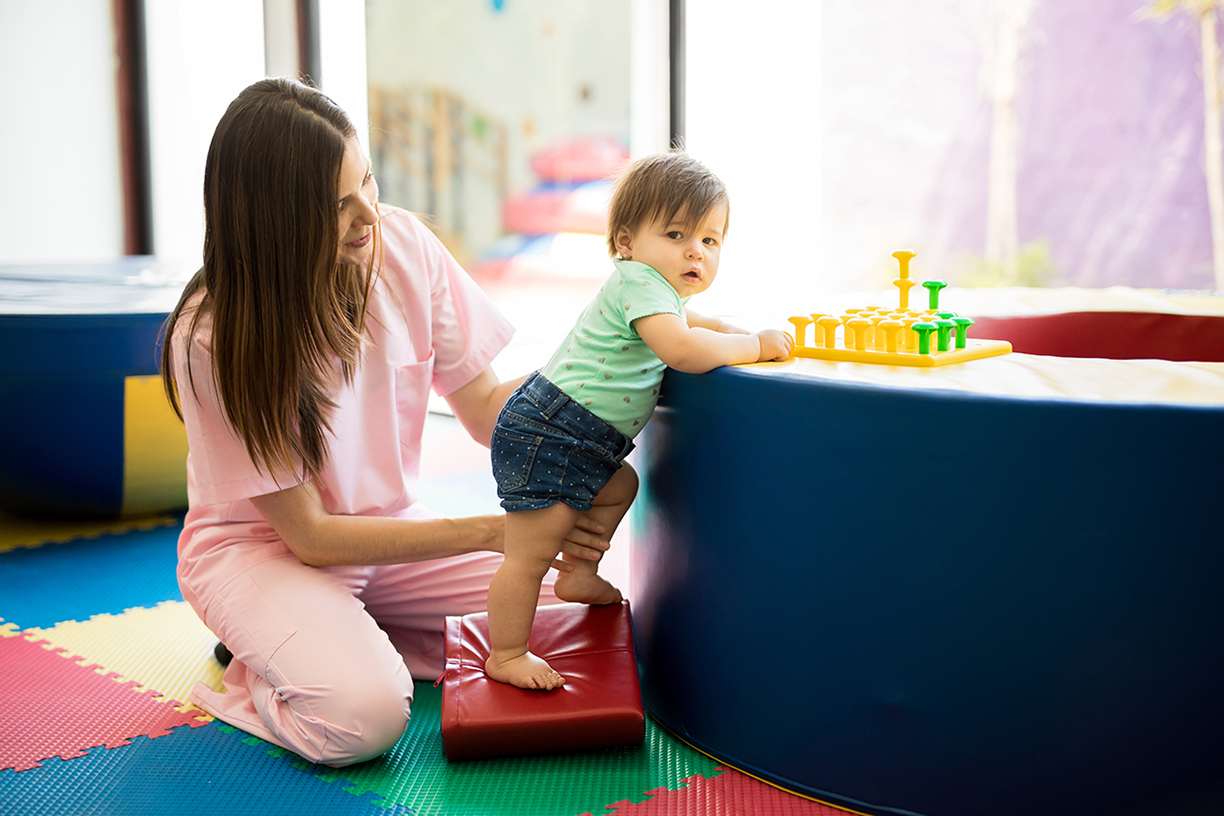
440, 600, 645, 760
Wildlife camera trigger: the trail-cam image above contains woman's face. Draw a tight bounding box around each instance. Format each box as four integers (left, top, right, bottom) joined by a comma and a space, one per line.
336, 137, 379, 266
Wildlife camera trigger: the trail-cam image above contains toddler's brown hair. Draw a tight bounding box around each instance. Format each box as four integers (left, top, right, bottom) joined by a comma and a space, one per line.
606, 151, 729, 259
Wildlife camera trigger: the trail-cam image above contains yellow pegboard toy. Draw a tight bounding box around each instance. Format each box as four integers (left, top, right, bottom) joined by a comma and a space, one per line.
787, 250, 1012, 367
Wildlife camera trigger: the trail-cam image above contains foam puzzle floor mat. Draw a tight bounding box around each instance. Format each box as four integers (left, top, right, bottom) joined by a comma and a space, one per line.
0, 509, 846, 816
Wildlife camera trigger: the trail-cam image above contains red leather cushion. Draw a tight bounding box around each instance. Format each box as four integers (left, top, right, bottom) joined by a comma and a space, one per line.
440, 601, 645, 760
970, 311, 1224, 361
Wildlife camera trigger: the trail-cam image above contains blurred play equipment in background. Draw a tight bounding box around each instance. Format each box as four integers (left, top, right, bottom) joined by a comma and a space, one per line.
498, 137, 628, 236
365, 0, 631, 281
461, 136, 628, 386
471, 136, 627, 290
367, 81, 626, 334
369, 84, 510, 258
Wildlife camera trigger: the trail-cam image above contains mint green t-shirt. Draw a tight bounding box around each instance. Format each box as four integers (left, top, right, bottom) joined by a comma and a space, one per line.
541, 260, 687, 437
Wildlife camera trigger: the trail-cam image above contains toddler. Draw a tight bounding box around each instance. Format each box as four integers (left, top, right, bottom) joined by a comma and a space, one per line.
485, 151, 793, 690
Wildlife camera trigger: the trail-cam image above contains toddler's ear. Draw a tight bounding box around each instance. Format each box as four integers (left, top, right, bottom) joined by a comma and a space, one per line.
613, 226, 634, 259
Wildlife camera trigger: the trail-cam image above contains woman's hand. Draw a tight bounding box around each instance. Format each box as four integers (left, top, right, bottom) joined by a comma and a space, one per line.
253, 479, 612, 571
250, 482, 499, 568
557, 515, 610, 570
485, 512, 611, 572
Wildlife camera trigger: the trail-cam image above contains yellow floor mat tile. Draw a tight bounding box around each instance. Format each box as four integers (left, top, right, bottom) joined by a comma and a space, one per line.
24, 600, 223, 716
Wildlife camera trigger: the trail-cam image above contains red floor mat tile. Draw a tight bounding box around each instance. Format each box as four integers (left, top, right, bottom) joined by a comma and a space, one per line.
0, 632, 210, 771
603, 767, 857, 815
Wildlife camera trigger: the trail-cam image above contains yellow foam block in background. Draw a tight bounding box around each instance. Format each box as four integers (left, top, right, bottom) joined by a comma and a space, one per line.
122, 375, 189, 517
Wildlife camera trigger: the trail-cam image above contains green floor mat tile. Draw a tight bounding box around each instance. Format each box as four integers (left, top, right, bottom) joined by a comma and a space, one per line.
226, 682, 723, 816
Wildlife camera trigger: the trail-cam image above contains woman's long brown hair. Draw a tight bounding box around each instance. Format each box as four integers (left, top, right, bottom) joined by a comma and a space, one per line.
160, 78, 379, 483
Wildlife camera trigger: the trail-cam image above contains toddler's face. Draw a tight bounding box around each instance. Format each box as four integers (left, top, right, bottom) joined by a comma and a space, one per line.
615, 201, 728, 299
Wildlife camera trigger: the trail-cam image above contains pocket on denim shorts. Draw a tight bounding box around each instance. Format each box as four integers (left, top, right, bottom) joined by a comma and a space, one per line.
563, 439, 620, 496
491, 425, 542, 493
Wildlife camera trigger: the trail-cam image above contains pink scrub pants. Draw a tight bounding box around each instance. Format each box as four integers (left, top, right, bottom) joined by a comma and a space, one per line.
188, 550, 559, 766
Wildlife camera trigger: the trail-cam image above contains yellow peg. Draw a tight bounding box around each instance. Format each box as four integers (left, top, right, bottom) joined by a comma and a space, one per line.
788, 316, 813, 348
892, 250, 916, 309
808, 314, 828, 347
816, 315, 843, 348
880, 319, 904, 353
901, 316, 921, 352
845, 316, 871, 351
893, 277, 917, 311
779, 257, 1012, 365
869, 315, 888, 350
892, 250, 916, 278
841, 312, 858, 347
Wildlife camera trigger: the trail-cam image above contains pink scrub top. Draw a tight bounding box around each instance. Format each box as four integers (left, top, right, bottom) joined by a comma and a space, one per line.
171, 206, 514, 612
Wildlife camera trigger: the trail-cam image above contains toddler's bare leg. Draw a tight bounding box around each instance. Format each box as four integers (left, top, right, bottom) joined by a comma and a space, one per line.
485, 502, 581, 690
554, 463, 638, 606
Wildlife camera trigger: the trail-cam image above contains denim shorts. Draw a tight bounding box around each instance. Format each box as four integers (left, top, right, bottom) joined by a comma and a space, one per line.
491, 372, 635, 512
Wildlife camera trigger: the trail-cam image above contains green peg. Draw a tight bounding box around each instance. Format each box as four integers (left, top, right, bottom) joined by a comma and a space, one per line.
953, 316, 975, 349
934, 318, 956, 352
911, 322, 937, 355
922, 280, 948, 311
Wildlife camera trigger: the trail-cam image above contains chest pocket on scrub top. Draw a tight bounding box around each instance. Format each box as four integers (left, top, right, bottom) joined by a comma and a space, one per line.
394, 353, 435, 458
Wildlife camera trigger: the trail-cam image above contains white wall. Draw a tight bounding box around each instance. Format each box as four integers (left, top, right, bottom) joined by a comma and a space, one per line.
683, 1, 823, 316
318, 0, 370, 150
630, 0, 671, 158
0, 1, 124, 263
145, 0, 266, 266
146, 0, 368, 267
0, 0, 367, 269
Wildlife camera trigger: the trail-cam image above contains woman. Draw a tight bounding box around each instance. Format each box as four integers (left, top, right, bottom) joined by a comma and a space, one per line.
161, 77, 609, 766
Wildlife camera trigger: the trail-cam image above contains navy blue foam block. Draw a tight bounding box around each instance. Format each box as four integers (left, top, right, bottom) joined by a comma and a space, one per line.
0, 312, 168, 518
631, 365, 1224, 816
0, 721, 412, 816
0, 375, 125, 519
0, 522, 182, 630
0, 312, 167, 379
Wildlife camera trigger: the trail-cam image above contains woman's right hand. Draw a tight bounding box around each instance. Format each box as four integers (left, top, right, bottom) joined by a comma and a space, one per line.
558, 515, 610, 568
485, 512, 610, 572
251, 481, 610, 571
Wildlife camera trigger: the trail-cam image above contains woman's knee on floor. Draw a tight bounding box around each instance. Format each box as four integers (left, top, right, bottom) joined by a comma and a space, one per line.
313, 672, 413, 767
259, 655, 413, 767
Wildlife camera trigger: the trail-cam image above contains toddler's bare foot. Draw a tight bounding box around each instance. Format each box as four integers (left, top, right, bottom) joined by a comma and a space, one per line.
554, 571, 624, 605
485, 650, 565, 690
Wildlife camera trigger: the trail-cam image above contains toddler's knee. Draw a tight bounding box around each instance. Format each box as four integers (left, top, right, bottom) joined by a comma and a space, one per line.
501, 549, 558, 580
607, 462, 639, 504
621, 463, 639, 497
